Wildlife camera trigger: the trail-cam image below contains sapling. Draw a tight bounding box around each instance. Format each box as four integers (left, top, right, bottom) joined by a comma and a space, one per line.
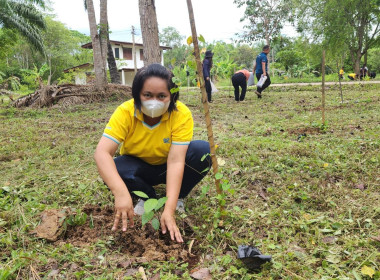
133, 191, 167, 230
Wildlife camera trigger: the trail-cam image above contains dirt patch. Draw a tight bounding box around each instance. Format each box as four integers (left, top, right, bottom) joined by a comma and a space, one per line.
45, 205, 200, 264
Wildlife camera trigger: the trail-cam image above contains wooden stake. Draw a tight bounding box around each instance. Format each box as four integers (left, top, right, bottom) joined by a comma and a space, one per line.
321, 50, 326, 125
336, 61, 344, 104
186, 0, 221, 195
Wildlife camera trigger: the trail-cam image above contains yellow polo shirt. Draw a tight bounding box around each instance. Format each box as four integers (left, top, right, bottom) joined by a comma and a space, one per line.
103, 99, 193, 165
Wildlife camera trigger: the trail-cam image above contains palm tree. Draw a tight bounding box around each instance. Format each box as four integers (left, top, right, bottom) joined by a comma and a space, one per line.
0, 0, 46, 53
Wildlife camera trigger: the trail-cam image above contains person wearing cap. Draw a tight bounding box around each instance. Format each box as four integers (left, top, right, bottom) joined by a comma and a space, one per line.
202, 50, 214, 103
253, 45, 271, 98
94, 64, 211, 243
231, 69, 250, 101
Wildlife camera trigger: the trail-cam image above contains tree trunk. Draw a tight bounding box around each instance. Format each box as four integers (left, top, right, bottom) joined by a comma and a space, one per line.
107, 41, 120, 83
99, 0, 108, 69
86, 0, 107, 90
138, 0, 161, 65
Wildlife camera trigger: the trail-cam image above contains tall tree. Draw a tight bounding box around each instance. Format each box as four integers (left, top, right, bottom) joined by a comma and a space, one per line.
139, 0, 161, 65
0, 0, 46, 52
234, 0, 292, 46
295, 0, 380, 75
84, 0, 107, 89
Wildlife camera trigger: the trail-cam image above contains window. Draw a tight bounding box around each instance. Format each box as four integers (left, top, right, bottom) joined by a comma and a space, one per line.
123, 48, 132, 60
114, 48, 120, 59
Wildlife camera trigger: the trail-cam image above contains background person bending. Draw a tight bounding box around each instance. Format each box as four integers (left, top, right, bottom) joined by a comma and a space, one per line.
94, 64, 211, 243
231, 69, 250, 102
253, 45, 271, 98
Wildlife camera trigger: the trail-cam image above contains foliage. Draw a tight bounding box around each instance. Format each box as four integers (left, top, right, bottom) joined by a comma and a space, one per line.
133, 191, 168, 230
294, 0, 380, 73
0, 0, 46, 52
20, 63, 49, 89
233, 0, 293, 44
159, 26, 185, 48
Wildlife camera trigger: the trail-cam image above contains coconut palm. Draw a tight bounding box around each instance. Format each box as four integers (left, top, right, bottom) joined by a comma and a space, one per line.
0, 0, 46, 52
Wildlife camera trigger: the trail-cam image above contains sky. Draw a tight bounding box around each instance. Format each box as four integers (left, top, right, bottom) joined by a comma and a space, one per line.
50, 0, 249, 44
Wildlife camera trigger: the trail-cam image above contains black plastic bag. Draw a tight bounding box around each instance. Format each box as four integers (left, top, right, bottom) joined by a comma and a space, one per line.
237, 245, 272, 270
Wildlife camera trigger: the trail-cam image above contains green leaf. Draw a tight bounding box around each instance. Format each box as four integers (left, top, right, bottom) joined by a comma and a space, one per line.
151, 218, 160, 230
233, 206, 241, 211
144, 199, 158, 213
170, 87, 179, 94
155, 197, 168, 211
133, 191, 149, 199
215, 173, 223, 180
142, 211, 154, 226
201, 167, 210, 174
198, 34, 205, 43
201, 153, 210, 161
352, 270, 362, 280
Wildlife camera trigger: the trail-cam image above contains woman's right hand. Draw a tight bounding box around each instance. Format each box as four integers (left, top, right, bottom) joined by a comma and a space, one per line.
112, 190, 134, 231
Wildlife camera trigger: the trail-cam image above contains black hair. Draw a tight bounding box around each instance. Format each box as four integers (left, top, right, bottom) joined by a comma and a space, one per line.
132, 63, 179, 113
263, 45, 270, 51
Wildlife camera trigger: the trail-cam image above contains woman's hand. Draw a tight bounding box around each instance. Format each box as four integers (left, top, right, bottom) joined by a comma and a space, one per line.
160, 210, 183, 243
112, 190, 134, 231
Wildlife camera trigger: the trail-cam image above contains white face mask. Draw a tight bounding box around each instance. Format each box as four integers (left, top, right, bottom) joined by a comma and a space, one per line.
141, 99, 170, 118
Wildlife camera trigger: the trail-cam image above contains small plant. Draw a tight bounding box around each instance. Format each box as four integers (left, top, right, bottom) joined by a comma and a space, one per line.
133, 191, 167, 230
65, 210, 87, 226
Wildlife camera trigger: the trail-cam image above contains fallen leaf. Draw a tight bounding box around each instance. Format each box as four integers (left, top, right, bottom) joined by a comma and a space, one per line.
117, 259, 132, 268
190, 268, 212, 280
370, 235, 380, 242
355, 183, 365, 191
231, 170, 240, 176
124, 268, 139, 277
361, 265, 375, 278
217, 158, 226, 166
322, 236, 337, 244
258, 188, 268, 201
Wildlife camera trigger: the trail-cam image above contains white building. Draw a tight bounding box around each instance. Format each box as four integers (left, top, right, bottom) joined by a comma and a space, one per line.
65, 40, 171, 86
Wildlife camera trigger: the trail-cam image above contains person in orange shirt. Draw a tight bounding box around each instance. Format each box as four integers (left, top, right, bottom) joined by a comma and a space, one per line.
231, 69, 250, 101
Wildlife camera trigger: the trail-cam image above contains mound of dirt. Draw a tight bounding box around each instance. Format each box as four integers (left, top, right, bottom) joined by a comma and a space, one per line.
35, 205, 199, 264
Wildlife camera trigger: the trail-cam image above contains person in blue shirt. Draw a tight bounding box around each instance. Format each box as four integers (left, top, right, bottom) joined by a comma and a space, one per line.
253, 45, 271, 98
202, 50, 213, 103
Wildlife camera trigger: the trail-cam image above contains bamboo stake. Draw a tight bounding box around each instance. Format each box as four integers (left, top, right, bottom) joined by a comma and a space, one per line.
321, 50, 326, 126
186, 0, 221, 195
336, 61, 344, 104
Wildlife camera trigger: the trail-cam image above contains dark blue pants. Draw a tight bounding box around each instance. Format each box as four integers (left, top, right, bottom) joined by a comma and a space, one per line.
256, 73, 271, 94
114, 140, 211, 199
231, 72, 247, 101
205, 79, 212, 102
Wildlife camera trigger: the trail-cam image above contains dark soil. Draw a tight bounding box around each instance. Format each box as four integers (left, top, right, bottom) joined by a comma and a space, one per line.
58, 205, 199, 264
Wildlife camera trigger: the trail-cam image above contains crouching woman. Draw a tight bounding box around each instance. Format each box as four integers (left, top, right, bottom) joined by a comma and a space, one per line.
94, 64, 211, 243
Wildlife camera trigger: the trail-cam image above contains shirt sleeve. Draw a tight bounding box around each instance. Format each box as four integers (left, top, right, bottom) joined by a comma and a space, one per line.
171, 107, 193, 145
103, 105, 131, 145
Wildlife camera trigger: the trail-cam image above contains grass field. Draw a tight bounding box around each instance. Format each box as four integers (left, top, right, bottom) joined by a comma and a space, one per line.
0, 83, 379, 279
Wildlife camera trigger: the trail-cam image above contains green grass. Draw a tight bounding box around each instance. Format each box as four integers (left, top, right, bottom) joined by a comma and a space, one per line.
0, 84, 379, 279
216, 74, 380, 86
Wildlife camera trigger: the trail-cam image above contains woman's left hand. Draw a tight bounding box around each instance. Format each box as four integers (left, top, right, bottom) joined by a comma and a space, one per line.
160, 210, 183, 243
